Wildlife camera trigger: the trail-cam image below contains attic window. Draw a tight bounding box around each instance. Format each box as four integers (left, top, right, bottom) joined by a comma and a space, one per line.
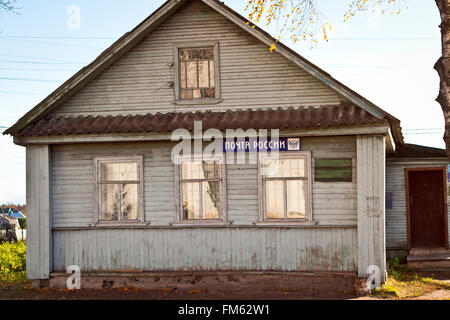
179, 48, 215, 99
174, 41, 221, 103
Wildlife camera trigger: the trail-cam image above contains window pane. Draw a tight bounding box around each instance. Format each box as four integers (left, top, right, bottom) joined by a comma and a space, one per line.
198, 60, 209, 88
189, 50, 202, 60
287, 180, 306, 218
204, 49, 214, 59
121, 184, 138, 220
281, 159, 305, 177
193, 89, 202, 99
314, 158, 352, 182
101, 184, 119, 221
179, 50, 189, 61
204, 88, 215, 98
182, 161, 219, 180
181, 89, 193, 99
263, 158, 305, 178
186, 61, 198, 88
180, 61, 187, 88
202, 181, 220, 219
181, 161, 220, 180
101, 162, 137, 181
182, 182, 201, 220
265, 180, 284, 218
209, 60, 215, 87
182, 161, 202, 180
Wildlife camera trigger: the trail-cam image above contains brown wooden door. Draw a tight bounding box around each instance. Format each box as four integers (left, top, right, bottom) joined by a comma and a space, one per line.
409, 170, 446, 248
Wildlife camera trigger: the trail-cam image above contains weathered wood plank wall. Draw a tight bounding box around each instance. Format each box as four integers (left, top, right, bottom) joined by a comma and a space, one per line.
50, 135, 358, 272
26, 145, 52, 279
356, 135, 386, 280
50, 0, 343, 117
53, 227, 357, 272
385, 159, 450, 251
51, 136, 357, 228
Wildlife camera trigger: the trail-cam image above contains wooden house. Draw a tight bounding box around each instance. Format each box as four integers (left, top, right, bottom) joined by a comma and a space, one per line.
4, 0, 449, 290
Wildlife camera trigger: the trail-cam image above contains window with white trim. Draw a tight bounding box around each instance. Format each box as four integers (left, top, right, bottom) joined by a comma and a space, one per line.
94, 156, 144, 223
174, 41, 221, 102
259, 152, 312, 221
175, 156, 226, 222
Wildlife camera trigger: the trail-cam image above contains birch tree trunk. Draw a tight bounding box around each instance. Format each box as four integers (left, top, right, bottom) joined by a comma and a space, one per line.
435, 0, 450, 157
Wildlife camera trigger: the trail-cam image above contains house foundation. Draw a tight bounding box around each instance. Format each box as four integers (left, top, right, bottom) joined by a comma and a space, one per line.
42, 271, 366, 296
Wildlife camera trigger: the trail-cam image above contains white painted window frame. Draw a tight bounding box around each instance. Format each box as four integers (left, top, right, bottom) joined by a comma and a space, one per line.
173, 153, 229, 226
257, 151, 314, 225
173, 41, 222, 105
93, 155, 145, 226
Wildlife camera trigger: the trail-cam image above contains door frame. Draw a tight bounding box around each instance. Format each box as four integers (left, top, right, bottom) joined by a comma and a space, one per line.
405, 167, 448, 249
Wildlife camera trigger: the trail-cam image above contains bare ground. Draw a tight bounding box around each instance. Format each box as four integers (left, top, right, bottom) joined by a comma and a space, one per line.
0, 283, 357, 300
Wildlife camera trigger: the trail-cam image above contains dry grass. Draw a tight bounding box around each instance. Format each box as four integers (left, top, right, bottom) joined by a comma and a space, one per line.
371, 265, 450, 299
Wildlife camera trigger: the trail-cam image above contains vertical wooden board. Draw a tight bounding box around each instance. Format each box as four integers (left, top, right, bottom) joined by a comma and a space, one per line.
25, 147, 33, 277
356, 135, 385, 278
327, 228, 332, 270
52, 227, 357, 272
302, 229, 308, 271
204, 229, 209, 269
207, 229, 212, 269
142, 229, 149, 271
281, 229, 287, 270
367, 137, 374, 269
155, 229, 161, 270
288, 229, 295, 271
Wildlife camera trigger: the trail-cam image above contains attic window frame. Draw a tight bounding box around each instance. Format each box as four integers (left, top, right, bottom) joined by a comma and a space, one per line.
173, 41, 222, 105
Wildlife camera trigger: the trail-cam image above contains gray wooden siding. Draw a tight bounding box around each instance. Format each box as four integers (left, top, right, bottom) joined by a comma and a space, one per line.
386, 159, 450, 249
356, 135, 386, 280
51, 0, 342, 118
51, 136, 356, 228
50, 135, 357, 273
26, 145, 52, 279
52, 227, 357, 272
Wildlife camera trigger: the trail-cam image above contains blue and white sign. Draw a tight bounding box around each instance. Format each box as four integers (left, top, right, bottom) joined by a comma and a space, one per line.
223, 137, 301, 152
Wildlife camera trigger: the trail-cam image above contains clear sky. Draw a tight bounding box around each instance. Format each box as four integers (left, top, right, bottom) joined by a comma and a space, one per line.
0, 0, 444, 204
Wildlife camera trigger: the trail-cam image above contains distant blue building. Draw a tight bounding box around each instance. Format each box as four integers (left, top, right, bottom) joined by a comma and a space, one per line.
0, 208, 26, 219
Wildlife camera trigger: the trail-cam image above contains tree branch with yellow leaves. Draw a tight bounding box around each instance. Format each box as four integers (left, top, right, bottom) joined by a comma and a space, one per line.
244, 0, 406, 49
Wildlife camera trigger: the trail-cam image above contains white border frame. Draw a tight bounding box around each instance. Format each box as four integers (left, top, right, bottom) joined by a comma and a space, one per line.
257, 151, 314, 224
173, 153, 229, 225
93, 155, 145, 226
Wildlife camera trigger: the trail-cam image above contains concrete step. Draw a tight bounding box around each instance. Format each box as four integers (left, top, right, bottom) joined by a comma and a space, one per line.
409, 247, 449, 255
407, 252, 450, 270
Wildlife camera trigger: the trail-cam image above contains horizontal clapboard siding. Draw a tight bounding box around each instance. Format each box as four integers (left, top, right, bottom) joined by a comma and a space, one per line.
52, 227, 357, 272
386, 159, 450, 249
308, 136, 357, 226
51, 0, 342, 117
51, 136, 357, 228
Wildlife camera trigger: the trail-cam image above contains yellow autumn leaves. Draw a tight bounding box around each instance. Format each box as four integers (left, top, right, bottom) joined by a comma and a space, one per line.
244, 0, 405, 48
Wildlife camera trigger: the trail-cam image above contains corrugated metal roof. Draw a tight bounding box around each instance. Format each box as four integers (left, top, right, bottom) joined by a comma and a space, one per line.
387, 144, 447, 159
18, 105, 386, 137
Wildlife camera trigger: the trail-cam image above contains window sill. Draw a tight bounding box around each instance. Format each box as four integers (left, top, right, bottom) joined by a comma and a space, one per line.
173, 98, 223, 106
89, 221, 150, 229
170, 220, 233, 228
252, 220, 318, 227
